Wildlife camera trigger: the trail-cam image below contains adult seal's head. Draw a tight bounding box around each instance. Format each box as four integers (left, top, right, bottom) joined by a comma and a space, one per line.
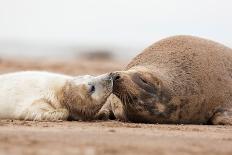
108, 35, 232, 125
111, 66, 173, 123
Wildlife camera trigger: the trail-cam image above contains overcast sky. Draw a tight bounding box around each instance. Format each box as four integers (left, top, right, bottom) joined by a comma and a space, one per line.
0, 0, 231, 58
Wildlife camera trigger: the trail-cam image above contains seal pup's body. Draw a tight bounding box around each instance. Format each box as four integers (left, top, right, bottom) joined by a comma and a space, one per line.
0, 71, 112, 121
98, 35, 232, 125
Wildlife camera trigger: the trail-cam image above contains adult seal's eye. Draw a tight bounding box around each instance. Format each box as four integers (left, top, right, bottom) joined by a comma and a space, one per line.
89, 85, 95, 94
140, 77, 148, 84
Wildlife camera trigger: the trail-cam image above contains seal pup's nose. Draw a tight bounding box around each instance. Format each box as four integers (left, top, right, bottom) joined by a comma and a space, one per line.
109, 72, 121, 81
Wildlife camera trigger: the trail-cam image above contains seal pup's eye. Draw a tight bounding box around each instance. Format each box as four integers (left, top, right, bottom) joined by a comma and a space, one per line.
89, 85, 95, 94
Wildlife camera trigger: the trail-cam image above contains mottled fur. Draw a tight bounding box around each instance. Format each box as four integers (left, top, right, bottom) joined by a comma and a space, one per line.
98, 35, 232, 125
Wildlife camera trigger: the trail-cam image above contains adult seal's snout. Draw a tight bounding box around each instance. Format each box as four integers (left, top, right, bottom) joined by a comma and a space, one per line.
110, 73, 121, 82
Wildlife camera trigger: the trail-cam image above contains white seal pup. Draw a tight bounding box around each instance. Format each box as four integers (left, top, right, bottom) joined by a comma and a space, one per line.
0, 71, 113, 121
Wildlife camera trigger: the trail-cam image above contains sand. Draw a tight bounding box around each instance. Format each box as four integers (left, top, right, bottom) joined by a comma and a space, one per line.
0, 58, 232, 155
1, 120, 232, 155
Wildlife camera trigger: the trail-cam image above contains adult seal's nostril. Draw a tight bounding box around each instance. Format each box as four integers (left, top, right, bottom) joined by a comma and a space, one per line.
114, 75, 121, 81
110, 73, 121, 81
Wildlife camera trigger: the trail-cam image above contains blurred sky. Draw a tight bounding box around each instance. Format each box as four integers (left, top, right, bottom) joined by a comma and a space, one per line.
0, 0, 232, 59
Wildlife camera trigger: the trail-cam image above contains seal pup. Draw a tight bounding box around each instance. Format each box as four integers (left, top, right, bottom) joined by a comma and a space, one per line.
0, 71, 112, 121
98, 35, 232, 125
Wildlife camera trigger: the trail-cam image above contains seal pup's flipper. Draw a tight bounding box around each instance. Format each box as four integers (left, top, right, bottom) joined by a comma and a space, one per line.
96, 99, 112, 120
210, 108, 232, 125
96, 94, 128, 121
21, 99, 69, 121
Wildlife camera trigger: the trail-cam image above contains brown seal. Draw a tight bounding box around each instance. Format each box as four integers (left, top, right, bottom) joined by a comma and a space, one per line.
97, 35, 232, 125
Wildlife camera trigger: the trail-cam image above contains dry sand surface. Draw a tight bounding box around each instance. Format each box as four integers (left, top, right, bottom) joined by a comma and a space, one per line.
0, 58, 232, 155
1, 120, 232, 155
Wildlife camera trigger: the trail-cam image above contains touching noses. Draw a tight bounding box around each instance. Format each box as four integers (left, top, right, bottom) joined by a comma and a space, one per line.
109, 72, 121, 82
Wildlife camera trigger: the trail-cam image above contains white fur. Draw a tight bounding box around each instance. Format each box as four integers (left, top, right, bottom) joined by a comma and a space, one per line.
0, 71, 111, 121
0, 71, 70, 120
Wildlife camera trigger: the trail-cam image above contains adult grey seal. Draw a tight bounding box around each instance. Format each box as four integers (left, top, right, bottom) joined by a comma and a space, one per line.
98, 35, 232, 125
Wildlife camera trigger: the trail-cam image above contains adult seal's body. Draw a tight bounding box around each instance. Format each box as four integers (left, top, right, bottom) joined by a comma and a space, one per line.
98, 35, 232, 125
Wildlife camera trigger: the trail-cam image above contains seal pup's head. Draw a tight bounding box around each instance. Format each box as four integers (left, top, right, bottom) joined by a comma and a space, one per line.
111, 66, 172, 123
61, 74, 113, 121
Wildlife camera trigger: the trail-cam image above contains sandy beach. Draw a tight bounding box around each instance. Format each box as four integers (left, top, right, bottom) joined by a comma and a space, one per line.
0, 58, 232, 155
